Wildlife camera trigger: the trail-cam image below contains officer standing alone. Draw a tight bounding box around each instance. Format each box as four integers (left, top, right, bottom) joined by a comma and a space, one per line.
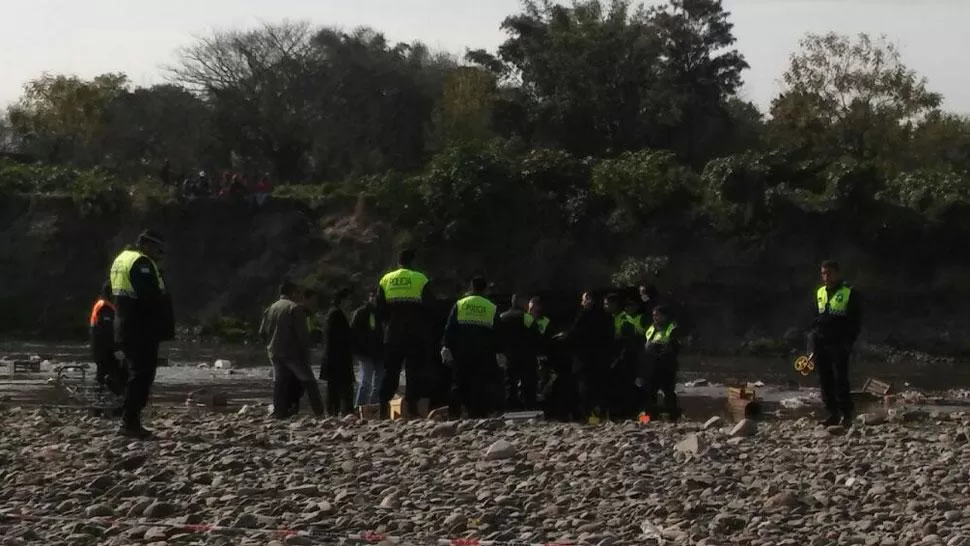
811, 260, 861, 426
108, 230, 175, 439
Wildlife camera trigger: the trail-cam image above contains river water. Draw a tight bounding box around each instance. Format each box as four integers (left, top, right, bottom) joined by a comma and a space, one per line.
2, 341, 969, 417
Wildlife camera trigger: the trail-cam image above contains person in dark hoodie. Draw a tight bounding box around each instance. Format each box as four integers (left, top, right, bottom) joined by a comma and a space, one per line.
555, 290, 614, 421
351, 291, 384, 407
322, 288, 354, 416
498, 294, 539, 411
107, 229, 175, 439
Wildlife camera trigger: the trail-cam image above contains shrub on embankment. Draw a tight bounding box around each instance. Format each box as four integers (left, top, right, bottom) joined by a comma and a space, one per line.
4, 153, 970, 356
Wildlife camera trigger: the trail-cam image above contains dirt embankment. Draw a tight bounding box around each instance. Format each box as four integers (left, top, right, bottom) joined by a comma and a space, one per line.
2, 194, 969, 355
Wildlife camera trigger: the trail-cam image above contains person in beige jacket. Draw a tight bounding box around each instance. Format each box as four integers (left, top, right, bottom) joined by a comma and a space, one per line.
259, 280, 325, 418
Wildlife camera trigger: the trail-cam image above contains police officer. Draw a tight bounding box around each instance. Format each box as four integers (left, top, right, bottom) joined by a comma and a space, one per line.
108, 230, 175, 439
377, 249, 433, 418
499, 294, 539, 410
605, 293, 638, 419
441, 276, 501, 418
556, 291, 613, 421
89, 282, 125, 396
810, 260, 861, 426
639, 305, 682, 422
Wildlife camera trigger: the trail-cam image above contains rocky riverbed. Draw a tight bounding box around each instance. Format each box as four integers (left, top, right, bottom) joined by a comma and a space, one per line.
2, 407, 970, 546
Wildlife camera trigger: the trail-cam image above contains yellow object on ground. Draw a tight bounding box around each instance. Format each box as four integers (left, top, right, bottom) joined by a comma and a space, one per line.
794, 355, 815, 376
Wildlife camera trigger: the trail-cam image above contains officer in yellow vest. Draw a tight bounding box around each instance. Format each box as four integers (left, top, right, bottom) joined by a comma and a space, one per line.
376, 249, 433, 418
441, 276, 501, 418
639, 305, 682, 422
811, 260, 861, 426
107, 229, 175, 439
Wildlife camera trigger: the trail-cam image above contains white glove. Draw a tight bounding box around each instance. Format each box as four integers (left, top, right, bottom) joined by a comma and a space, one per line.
497, 354, 508, 368
440, 347, 454, 363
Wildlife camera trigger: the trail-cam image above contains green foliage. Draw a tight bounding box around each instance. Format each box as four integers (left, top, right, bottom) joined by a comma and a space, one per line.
592, 150, 700, 219
879, 168, 970, 216
611, 256, 670, 287
199, 315, 252, 343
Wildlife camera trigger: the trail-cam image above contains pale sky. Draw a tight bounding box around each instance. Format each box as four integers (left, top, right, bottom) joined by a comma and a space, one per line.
1, 0, 968, 114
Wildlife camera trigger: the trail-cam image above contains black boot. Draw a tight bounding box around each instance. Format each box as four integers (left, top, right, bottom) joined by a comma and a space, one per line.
819, 413, 841, 427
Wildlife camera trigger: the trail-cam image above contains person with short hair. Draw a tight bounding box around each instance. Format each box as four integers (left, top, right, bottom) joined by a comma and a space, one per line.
89, 281, 125, 396
322, 287, 355, 416
498, 293, 539, 410
260, 280, 325, 418
810, 260, 862, 426
107, 229, 175, 439
639, 305, 682, 422
376, 249, 434, 418
351, 291, 384, 407
442, 276, 501, 418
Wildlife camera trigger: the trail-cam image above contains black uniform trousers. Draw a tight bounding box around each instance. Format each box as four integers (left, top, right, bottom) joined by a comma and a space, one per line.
642, 358, 680, 420
94, 350, 127, 396
450, 354, 501, 418
506, 354, 538, 411
379, 339, 431, 416
326, 374, 354, 416
121, 341, 159, 427
575, 354, 609, 418
815, 344, 854, 417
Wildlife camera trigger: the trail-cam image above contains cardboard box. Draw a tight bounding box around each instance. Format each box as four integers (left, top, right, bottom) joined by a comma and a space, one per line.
388, 397, 430, 419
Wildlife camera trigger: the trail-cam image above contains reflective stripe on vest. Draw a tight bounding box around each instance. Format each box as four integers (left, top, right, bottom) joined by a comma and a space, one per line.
456, 295, 497, 327
88, 299, 115, 327
534, 316, 550, 335
628, 313, 646, 336
523, 313, 534, 328
368, 312, 376, 330
379, 268, 429, 303
306, 315, 320, 333
109, 249, 165, 298
613, 313, 629, 339
817, 285, 852, 316
645, 322, 677, 345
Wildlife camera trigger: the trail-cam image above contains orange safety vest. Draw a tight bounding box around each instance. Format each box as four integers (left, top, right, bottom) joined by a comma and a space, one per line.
89, 298, 116, 327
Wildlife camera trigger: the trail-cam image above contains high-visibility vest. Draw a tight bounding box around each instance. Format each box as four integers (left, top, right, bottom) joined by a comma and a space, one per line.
614, 313, 633, 339
378, 268, 429, 303
368, 312, 377, 330
645, 322, 677, 345
523, 313, 535, 328
626, 313, 646, 336
533, 316, 550, 335
455, 295, 497, 327
109, 249, 165, 298
88, 298, 116, 327
817, 285, 852, 316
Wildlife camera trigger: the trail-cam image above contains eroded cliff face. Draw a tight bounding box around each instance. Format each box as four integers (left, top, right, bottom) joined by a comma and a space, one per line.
2, 194, 969, 355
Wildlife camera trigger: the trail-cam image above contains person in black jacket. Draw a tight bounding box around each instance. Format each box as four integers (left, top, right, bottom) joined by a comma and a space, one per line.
107, 230, 175, 439
322, 288, 354, 416
555, 291, 613, 421
498, 294, 539, 410
351, 292, 384, 407
810, 260, 862, 426
89, 282, 126, 396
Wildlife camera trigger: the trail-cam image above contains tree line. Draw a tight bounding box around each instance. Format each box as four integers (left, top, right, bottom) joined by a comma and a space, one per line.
2, 0, 970, 272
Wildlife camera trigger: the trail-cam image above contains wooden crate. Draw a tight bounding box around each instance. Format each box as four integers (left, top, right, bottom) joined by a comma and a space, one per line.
388, 397, 430, 420
726, 384, 759, 420
851, 377, 893, 413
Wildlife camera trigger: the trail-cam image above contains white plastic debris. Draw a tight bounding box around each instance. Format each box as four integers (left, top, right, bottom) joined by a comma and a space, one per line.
214, 359, 232, 370
780, 397, 807, 409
